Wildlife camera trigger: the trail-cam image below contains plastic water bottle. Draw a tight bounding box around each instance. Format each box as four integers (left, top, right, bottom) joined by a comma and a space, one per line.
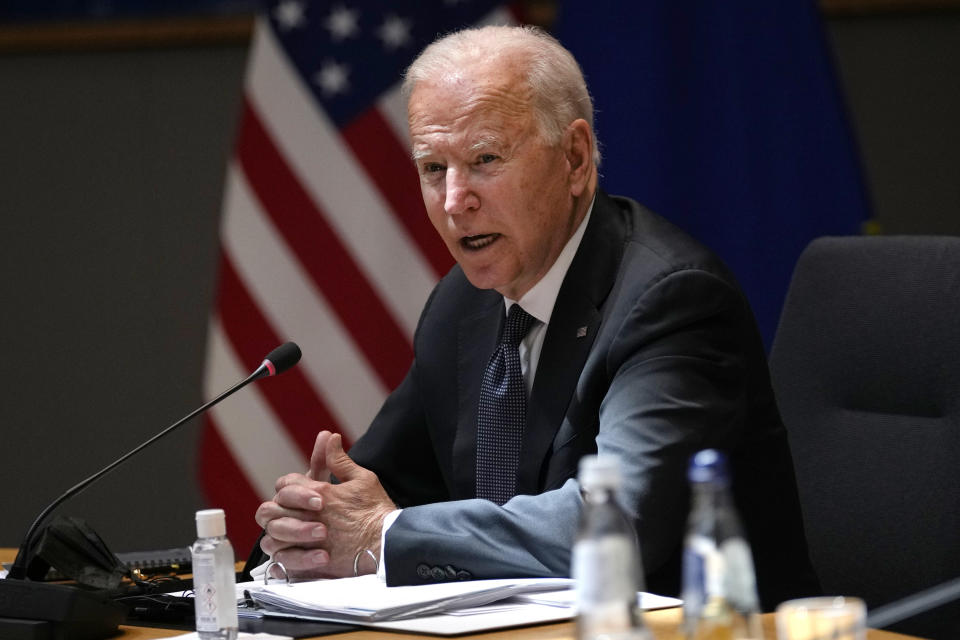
572, 455, 650, 640
191, 508, 239, 640
682, 450, 763, 640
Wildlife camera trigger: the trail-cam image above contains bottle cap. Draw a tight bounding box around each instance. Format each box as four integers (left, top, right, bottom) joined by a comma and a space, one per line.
196, 508, 227, 538
688, 449, 730, 484
578, 454, 622, 490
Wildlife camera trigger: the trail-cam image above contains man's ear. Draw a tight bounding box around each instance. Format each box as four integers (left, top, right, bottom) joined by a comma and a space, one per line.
564, 119, 594, 197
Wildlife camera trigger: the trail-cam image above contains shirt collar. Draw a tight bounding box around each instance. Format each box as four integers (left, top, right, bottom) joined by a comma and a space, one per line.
504, 196, 595, 324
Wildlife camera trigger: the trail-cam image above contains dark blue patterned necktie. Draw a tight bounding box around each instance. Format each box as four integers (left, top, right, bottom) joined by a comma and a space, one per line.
476, 304, 537, 505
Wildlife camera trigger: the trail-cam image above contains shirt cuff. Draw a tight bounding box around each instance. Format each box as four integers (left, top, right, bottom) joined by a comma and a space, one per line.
377, 508, 403, 582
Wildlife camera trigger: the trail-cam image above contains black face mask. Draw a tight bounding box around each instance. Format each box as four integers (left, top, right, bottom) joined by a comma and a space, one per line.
22, 516, 128, 590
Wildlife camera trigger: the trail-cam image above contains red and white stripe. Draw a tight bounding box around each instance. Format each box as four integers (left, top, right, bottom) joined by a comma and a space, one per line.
201, 7, 515, 551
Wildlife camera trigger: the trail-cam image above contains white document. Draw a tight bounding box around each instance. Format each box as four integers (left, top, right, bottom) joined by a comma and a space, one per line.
247, 574, 574, 622
242, 575, 682, 636
362, 589, 682, 635
516, 588, 683, 611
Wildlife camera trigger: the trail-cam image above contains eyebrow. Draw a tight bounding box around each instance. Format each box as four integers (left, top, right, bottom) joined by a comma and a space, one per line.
469, 136, 501, 153
410, 135, 504, 163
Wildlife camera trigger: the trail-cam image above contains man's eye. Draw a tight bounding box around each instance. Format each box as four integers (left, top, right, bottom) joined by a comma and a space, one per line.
477, 154, 498, 164
423, 162, 445, 174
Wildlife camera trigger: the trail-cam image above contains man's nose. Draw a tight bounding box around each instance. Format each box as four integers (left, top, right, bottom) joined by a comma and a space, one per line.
444, 169, 479, 215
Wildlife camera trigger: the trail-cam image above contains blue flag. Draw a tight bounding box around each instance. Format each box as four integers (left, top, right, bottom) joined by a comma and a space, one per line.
555, 1, 871, 348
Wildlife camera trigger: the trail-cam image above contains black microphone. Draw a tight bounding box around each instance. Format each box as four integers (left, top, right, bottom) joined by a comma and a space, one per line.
254, 341, 302, 378
0, 341, 302, 638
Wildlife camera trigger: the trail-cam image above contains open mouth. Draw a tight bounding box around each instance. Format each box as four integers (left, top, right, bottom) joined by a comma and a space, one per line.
460, 233, 500, 251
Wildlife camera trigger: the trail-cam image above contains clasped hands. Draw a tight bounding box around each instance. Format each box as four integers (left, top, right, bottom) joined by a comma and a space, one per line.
255, 430, 396, 579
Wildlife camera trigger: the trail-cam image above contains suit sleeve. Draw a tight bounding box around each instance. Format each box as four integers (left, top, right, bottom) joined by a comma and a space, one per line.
598, 268, 749, 582
380, 267, 754, 586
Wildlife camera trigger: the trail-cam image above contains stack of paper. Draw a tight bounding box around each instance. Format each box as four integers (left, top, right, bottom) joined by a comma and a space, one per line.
515, 588, 682, 611
240, 575, 683, 635
246, 575, 574, 622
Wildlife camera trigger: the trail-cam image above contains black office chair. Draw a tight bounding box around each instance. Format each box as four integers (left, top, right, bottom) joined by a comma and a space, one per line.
769, 235, 960, 640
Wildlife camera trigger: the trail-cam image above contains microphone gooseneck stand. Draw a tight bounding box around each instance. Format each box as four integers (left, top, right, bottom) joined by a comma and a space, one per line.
0, 341, 301, 640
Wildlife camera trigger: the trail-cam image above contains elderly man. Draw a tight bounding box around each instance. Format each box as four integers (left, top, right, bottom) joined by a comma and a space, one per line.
255, 24, 818, 608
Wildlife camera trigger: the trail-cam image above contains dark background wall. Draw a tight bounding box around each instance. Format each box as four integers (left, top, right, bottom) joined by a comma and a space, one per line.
829, 11, 960, 235
0, 42, 247, 554
0, 7, 958, 557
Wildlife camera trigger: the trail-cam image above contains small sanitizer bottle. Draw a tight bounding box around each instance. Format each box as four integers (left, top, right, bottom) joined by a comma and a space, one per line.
191, 508, 239, 640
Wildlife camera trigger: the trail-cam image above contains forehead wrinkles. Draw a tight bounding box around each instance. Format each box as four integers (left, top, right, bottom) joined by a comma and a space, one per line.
467, 71, 533, 119
409, 68, 535, 150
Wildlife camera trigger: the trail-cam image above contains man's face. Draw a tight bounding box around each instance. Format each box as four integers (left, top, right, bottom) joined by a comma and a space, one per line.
408, 64, 581, 300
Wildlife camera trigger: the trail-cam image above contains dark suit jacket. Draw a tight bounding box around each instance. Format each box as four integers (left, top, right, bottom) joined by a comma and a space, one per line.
349, 191, 819, 610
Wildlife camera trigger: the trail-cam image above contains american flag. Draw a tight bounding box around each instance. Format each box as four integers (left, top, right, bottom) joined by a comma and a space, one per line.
199, 0, 518, 551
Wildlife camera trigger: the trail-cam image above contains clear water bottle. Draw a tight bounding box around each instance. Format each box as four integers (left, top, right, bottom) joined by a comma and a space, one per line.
191, 508, 239, 640
572, 455, 649, 640
682, 450, 763, 640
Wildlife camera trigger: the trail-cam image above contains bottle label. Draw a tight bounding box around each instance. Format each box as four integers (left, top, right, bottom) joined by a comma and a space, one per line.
193, 553, 220, 631
572, 536, 636, 606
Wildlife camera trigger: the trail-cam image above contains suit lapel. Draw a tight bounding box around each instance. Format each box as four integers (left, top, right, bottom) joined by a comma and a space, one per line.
516, 191, 627, 495
451, 294, 503, 499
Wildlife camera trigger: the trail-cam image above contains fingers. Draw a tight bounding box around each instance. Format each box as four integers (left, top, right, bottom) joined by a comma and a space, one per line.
272, 481, 325, 511
325, 433, 361, 482
260, 536, 331, 579
255, 499, 318, 530
256, 480, 329, 539
258, 433, 395, 579
262, 514, 326, 545
274, 471, 323, 495
256, 493, 328, 565
307, 430, 333, 480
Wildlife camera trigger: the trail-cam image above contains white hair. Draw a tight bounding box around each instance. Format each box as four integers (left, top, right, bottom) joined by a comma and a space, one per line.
403, 25, 601, 165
